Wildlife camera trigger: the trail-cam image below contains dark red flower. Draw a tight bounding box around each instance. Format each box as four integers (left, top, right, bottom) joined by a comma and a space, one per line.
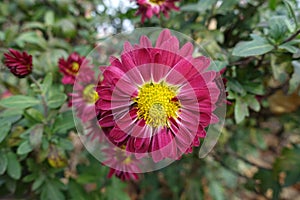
135, 0, 180, 23
58, 52, 86, 85
4, 49, 32, 78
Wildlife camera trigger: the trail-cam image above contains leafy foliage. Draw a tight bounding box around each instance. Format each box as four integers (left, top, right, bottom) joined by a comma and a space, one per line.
0, 0, 300, 199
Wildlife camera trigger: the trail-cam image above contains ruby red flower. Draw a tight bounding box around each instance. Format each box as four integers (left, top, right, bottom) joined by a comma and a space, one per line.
59, 52, 86, 85
96, 29, 220, 163
135, 0, 180, 23
4, 49, 32, 78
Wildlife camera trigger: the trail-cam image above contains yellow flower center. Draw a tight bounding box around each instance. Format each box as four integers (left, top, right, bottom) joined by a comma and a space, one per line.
149, 0, 165, 5
66, 62, 80, 75
83, 84, 99, 104
133, 82, 180, 128
71, 62, 80, 72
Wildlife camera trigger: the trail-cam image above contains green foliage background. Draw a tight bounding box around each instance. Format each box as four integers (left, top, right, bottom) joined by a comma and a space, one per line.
0, 0, 300, 199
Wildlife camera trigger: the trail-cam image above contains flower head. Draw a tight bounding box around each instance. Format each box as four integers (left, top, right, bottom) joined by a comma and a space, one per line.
59, 52, 86, 85
135, 0, 180, 23
104, 145, 140, 181
4, 49, 32, 78
69, 66, 99, 122
96, 29, 220, 162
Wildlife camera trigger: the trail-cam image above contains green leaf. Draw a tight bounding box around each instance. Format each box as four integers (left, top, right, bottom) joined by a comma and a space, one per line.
22, 22, 45, 31
274, 147, 300, 186
0, 108, 23, 118
0, 95, 40, 109
42, 73, 53, 95
234, 98, 249, 123
32, 175, 46, 191
181, 0, 218, 12
17, 140, 33, 155
289, 61, 300, 94
271, 54, 289, 83
15, 31, 47, 49
227, 78, 246, 96
7, 152, 21, 180
41, 180, 65, 200
269, 16, 289, 42
0, 122, 11, 143
269, 0, 278, 10
243, 82, 265, 95
0, 153, 8, 175
106, 177, 131, 200
53, 111, 75, 134
44, 11, 55, 26
46, 93, 67, 109
246, 95, 261, 112
232, 38, 274, 57
68, 180, 88, 200
209, 181, 225, 200
30, 124, 44, 149
59, 138, 73, 151
5, 178, 16, 193
25, 108, 44, 123
283, 0, 298, 28
279, 42, 299, 53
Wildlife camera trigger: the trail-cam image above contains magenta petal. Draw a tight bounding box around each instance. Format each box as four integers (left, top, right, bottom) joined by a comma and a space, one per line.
134, 137, 150, 153
98, 88, 112, 100
125, 64, 145, 85
121, 52, 136, 72
191, 56, 211, 73
110, 127, 128, 143
179, 42, 194, 57
174, 124, 194, 146
109, 56, 123, 69
140, 36, 152, 48
159, 36, 179, 52
99, 114, 114, 127
155, 29, 172, 48
132, 48, 151, 66
123, 41, 134, 53
151, 64, 169, 82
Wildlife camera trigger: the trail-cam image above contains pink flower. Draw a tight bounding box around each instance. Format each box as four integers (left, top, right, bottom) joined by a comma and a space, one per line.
69, 65, 99, 122
58, 52, 86, 85
135, 0, 180, 23
96, 29, 220, 162
4, 49, 32, 78
104, 145, 140, 181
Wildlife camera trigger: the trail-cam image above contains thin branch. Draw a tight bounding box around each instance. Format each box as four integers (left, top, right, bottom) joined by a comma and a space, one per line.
283, 29, 300, 43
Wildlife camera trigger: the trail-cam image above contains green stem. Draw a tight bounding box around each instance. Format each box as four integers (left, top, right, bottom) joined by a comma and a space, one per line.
29, 75, 48, 118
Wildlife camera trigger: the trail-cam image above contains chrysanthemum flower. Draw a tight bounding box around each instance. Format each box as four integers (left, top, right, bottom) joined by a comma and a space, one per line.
4, 49, 32, 78
135, 0, 180, 23
96, 29, 220, 162
104, 145, 140, 181
70, 66, 99, 123
59, 52, 86, 85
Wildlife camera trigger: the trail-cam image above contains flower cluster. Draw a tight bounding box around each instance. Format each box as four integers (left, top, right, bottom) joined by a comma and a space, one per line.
2, 29, 222, 182
135, 0, 180, 23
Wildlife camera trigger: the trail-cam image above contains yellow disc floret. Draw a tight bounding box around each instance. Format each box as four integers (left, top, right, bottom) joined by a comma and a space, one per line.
133, 82, 180, 128
71, 62, 80, 72
149, 0, 165, 5
83, 84, 99, 104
